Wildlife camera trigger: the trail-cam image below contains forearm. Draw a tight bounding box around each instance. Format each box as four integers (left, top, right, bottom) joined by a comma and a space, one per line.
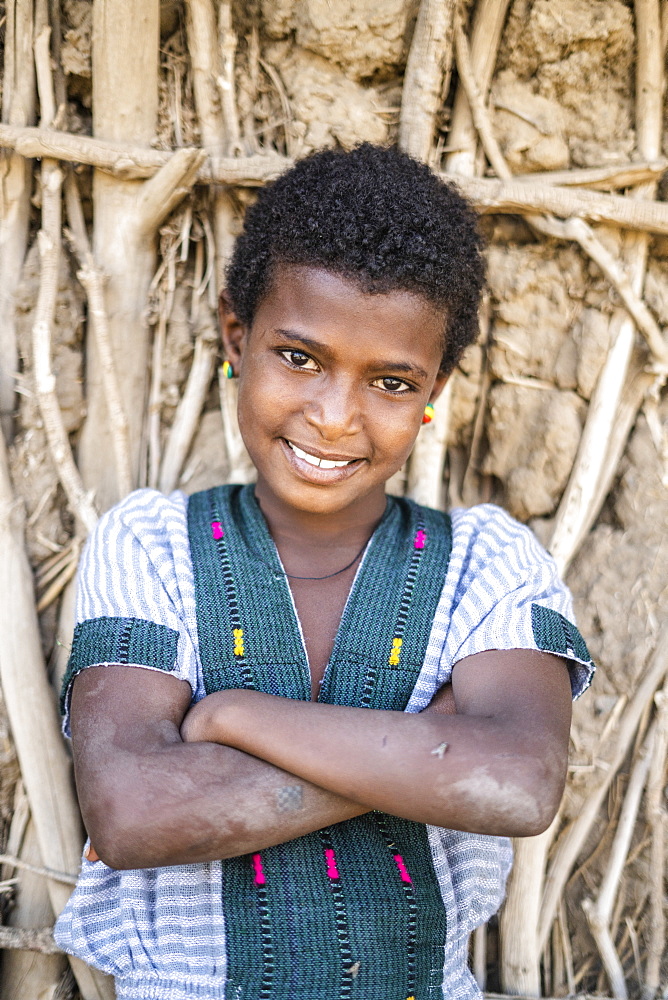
193, 691, 565, 837
78, 736, 365, 870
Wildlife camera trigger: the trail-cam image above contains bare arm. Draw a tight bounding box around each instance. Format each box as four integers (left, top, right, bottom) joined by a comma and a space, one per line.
71, 665, 367, 870
181, 649, 573, 837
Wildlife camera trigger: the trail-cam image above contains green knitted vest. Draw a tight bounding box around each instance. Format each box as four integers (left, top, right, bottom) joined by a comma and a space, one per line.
188, 485, 452, 1000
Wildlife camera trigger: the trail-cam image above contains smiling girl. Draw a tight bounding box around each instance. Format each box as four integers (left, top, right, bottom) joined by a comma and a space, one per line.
56, 144, 594, 1000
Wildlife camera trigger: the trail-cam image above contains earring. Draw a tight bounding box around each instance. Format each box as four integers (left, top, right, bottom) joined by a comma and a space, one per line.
422, 403, 435, 425
222, 360, 234, 379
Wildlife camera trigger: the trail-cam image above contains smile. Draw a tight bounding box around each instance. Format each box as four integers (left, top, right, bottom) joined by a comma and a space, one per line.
287, 441, 357, 469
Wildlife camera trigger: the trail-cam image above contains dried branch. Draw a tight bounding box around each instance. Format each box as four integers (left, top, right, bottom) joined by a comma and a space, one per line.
0, 925, 62, 954
0, 0, 36, 439
451, 175, 668, 237
446, 0, 511, 175
32, 37, 97, 534
642, 686, 668, 998
539, 624, 668, 950
583, 723, 656, 1000
216, 2, 243, 155
549, 0, 664, 575
135, 147, 207, 241
406, 379, 453, 507
399, 0, 457, 162
64, 171, 133, 499
158, 321, 218, 494
0, 852, 77, 886
523, 160, 668, 191
218, 369, 255, 484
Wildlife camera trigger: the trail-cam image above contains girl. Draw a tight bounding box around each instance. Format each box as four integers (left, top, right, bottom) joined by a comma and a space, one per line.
56, 144, 594, 1000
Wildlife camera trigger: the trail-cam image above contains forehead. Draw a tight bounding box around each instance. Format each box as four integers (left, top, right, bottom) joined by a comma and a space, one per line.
252, 265, 446, 365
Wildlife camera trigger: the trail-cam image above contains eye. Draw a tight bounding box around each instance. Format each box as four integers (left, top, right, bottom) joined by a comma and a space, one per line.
280, 349, 319, 370
372, 377, 412, 393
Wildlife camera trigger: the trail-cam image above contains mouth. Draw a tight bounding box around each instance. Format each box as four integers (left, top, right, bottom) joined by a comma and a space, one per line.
281, 439, 364, 483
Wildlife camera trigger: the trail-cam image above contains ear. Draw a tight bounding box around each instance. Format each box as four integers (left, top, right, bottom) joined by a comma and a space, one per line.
219, 290, 249, 370
428, 370, 450, 404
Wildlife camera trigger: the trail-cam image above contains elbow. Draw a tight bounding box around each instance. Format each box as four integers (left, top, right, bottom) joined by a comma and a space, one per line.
83, 784, 161, 871
508, 751, 568, 837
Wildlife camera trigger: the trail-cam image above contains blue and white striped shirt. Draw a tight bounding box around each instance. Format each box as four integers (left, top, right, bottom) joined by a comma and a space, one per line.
55, 488, 593, 1000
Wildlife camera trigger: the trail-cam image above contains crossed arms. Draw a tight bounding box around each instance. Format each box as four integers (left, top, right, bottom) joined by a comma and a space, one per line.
71, 648, 572, 871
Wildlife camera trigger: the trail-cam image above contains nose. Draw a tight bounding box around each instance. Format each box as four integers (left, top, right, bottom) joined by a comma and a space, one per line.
303, 376, 363, 440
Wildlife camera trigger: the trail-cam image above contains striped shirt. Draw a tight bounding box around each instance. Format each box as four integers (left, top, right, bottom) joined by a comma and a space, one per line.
55, 488, 594, 1000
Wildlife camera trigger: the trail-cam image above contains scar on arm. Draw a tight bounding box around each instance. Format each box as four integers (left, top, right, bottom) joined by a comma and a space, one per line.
275, 785, 304, 813
430, 742, 449, 759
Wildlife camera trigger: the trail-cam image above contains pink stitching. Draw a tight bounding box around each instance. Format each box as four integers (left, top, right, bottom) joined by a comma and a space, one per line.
413, 529, 426, 550
393, 854, 412, 883
251, 853, 266, 885
211, 521, 224, 540
324, 848, 340, 879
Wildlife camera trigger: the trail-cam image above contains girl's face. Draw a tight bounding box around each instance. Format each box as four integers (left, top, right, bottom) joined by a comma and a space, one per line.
221, 265, 449, 521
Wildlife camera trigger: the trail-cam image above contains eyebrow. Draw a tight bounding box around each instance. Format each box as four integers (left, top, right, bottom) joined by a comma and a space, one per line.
274, 328, 430, 380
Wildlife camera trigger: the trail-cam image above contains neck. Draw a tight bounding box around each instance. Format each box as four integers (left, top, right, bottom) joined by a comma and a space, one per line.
253, 484, 388, 554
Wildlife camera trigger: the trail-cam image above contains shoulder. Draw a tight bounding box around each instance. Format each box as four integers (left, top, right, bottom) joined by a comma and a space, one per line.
448, 503, 557, 586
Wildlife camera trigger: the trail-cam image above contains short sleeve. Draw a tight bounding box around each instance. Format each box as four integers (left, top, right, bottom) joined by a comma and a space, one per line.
440, 505, 594, 699
60, 489, 200, 736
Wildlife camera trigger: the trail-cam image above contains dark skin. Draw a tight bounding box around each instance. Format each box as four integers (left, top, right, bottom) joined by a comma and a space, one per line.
73, 265, 572, 871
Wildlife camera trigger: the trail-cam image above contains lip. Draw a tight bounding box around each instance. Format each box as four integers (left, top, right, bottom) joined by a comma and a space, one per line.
280, 439, 365, 485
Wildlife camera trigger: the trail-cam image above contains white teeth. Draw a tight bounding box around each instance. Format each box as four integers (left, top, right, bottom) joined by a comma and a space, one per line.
288, 442, 352, 468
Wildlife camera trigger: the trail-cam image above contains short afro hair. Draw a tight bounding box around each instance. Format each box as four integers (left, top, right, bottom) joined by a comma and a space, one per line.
225, 143, 485, 374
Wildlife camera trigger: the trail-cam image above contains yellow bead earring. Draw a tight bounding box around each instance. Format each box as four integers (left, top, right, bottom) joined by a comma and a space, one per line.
422, 403, 435, 425
222, 360, 234, 379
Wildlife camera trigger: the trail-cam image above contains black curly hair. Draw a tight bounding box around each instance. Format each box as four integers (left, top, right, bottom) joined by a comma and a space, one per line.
225, 143, 485, 374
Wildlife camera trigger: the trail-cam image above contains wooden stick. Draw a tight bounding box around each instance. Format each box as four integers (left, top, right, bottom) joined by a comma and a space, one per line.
583, 722, 656, 1000
32, 35, 97, 533
35, 552, 79, 613
64, 171, 133, 499
0, 925, 62, 955
0, 852, 77, 886
158, 327, 218, 494
406, 379, 453, 507
0, 123, 289, 183
0, 0, 36, 439
642, 685, 668, 997
455, 22, 668, 372
549, 0, 663, 576
218, 369, 255, 484
473, 923, 488, 991
520, 160, 668, 191
399, 0, 457, 163
539, 624, 668, 950
6, 121, 668, 238
216, 2, 243, 155
135, 147, 207, 241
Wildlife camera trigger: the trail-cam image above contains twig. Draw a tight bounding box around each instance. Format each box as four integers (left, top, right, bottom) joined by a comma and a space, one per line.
135, 147, 207, 241
406, 378, 453, 508
399, 0, 457, 163
454, 20, 668, 373
32, 33, 97, 534
450, 174, 668, 237
0, 123, 289, 183
0, 852, 77, 886
218, 368, 255, 484
642, 685, 668, 998
64, 171, 133, 498
158, 323, 218, 494
582, 723, 656, 1000
540, 624, 668, 950
446, 0, 511, 176
549, 0, 664, 575
216, 2, 242, 155
0, 925, 62, 954
522, 160, 668, 191
35, 551, 79, 613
